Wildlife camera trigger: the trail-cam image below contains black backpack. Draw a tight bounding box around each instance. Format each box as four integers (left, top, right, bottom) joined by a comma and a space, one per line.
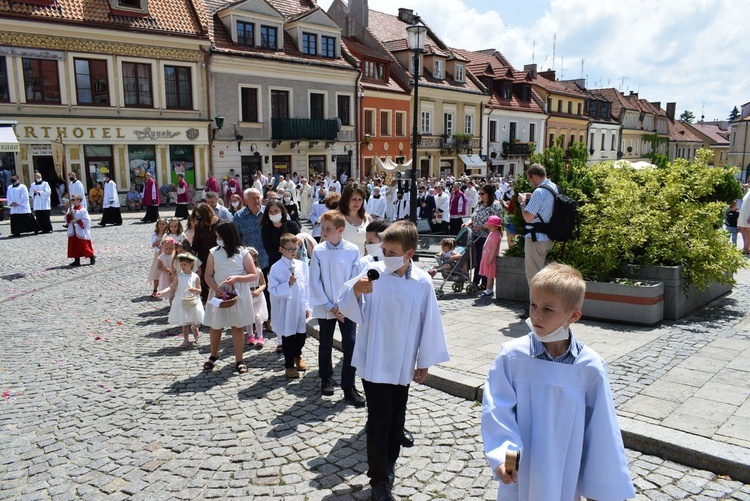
531, 184, 578, 242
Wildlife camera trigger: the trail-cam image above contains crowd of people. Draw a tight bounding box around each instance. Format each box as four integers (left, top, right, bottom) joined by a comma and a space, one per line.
5, 164, 642, 500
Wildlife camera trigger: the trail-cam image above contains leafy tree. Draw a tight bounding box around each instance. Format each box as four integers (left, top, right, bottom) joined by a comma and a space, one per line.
679, 110, 695, 123
729, 106, 740, 122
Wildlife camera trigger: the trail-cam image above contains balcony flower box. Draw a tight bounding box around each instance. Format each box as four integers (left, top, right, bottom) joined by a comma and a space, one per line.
502, 142, 535, 156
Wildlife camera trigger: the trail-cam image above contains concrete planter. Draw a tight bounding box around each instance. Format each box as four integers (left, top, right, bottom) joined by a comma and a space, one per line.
496, 257, 733, 322
583, 280, 664, 326
621, 265, 732, 320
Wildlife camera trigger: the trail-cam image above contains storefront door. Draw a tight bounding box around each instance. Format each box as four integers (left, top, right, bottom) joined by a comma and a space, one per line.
308, 155, 325, 180
335, 155, 351, 181
32, 155, 62, 206
241, 155, 262, 189
272, 155, 291, 178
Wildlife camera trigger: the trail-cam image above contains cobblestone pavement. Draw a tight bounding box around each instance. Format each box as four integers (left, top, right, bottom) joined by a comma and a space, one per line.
1, 214, 749, 500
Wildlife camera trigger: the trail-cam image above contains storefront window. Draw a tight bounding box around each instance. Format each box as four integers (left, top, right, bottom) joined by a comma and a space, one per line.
128, 145, 156, 191
308, 155, 325, 180
272, 155, 291, 177
169, 145, 195, 186
85, 145, 113, 188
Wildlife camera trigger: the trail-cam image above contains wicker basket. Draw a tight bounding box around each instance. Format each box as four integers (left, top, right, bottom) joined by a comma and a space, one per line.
182, 293, 198, 306
216, 281, 238, 309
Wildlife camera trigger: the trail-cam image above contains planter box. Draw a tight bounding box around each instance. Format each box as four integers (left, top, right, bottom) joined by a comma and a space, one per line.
583, 281, 664, 326
621, 265, 732, 320
496, 257, 733, 322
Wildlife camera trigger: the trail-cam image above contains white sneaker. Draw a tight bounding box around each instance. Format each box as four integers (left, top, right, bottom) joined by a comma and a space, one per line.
480, 289, 493, 297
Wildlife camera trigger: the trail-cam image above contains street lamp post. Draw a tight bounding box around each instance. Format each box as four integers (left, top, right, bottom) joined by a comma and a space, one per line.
407, 16, 427, 223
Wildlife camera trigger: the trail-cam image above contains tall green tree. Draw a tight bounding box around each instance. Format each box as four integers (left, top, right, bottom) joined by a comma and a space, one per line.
679, 110, 695, 123
729, 106, 740, 122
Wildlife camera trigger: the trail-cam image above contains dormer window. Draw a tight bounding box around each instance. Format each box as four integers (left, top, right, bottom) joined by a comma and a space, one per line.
237, 21, 254, 47
519, 84, 531, 102
118, 0, 140, 6
260, 25, 277, 49
434, 60, 444, 79
500, 81, 512, 100
108, 0, 147, 16
302, 33, 317, 56
455, 64, 464, 83
364, 61, 386, 82
321, 36, 336, 58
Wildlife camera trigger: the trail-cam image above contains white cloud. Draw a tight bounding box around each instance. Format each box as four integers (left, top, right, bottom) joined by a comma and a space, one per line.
318, 0, 749, 121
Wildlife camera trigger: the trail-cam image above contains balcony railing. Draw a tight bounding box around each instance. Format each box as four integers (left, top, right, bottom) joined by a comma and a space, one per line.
502, 142, 535, 156
271, 118, 339, 140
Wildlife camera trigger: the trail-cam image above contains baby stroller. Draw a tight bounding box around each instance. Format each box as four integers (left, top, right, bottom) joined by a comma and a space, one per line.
434, 227, 478, 299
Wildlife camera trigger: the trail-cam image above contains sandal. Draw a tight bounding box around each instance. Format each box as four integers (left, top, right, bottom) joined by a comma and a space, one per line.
235, 361, 248, 374
203, 355, 218, 371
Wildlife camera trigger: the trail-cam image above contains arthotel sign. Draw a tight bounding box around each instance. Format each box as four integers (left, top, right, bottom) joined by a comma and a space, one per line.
17, 125, 205, 144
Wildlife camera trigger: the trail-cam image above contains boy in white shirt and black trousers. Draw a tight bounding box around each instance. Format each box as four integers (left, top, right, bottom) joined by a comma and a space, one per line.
338, 220, 450, 501
309, 211, 366, 406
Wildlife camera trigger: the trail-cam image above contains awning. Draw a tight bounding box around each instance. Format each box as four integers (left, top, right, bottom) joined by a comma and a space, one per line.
0, 127, 19, 153
459, 154, 485, 168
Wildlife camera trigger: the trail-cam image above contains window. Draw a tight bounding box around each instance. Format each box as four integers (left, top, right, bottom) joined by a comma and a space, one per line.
421, 111, 431, 134
567, 101, 572, 114
237, 21, 254, 47
364, 61, 385, 81
520, 84, 531, 102
589, 101, 599, 118
395, 111, 406, 137
22, 58, 61, 104
509, 122, 517, 141
380, 110, 391, 136
241, 87, 258, 122
164, 66, 192, 110
549, 133, 554, 147
321, 36, 336, 58
74, 58, 109, 106
529, 123, 535, 142
601, 103, 610, 119
489, 121, 497, 142
119, 0, 140, 6
302, 33, 317, 55
611, 134, 616, 150
337, 95, 351, 126
443, 113, 453, 136
0, 57, 8, 102
434, 60, 444, 79
364, 109, 375, 135
310, 92, 325, 120
465, 114, 473, 135
569, 134, 575, 148
577, 103, 582, 115
501, 81, 512, 100
455, 64, 464, 82
122, 62, 152, 107
546, 96, 552, 112
260, 25, 277, 49
601, 133, 606, 150
557, 100, 562, 113
271, 89, 289, 118
590, 132, 595, 149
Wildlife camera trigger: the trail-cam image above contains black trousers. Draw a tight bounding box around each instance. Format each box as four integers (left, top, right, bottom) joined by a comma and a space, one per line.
362, 380, 409, 486
472, 236, 488, 287
318, 318, 357, 390
101, 207, 122, 226
449, 217, 463, 235
143, 205, 160, 223
35, 210, 53, 233
282, 333, 306, 368
262, 266, 272, 326
174, 204, 189, 219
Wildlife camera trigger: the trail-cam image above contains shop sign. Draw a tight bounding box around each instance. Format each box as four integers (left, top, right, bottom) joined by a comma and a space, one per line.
28, 144, 53, 155
17, 124, 206, 144
0, 46, 64, 60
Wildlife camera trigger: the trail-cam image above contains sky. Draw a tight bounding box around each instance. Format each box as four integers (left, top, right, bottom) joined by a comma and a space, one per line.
317, 0, 749, 123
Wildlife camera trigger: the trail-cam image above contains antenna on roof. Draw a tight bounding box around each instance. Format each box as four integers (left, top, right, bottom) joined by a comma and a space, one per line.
619, 76, 628, 91
552, 33, 556, 71
540, 55, 548, 69
532, 40, 535, 63
559, 57, 564, 79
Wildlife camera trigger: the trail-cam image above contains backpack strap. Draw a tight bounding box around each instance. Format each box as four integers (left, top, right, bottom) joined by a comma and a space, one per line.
527, 183, 558, 242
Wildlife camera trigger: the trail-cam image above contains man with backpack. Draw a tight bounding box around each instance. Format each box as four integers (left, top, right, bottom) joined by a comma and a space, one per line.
520, 163, 557, 284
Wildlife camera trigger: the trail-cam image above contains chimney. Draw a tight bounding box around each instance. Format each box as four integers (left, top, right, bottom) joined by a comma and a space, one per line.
398, 8, 414, 24
523, 63, 537, 79
666, 102, 676, 121
629, 91, 638, 99
538, 69, 555, 81
650, 101, 661, 111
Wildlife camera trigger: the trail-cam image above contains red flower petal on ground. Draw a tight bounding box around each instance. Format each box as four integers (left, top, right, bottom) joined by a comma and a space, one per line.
95, 336, 102, 340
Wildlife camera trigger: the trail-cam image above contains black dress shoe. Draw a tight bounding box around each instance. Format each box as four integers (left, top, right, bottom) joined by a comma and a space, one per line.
371, 481, 395, 501
69, 259, 81, 267
401, 428, 414, 448
90, 256, 96, 265
344, 388, 366, 407
98, 222, 105, 227
321, 378, 336, 396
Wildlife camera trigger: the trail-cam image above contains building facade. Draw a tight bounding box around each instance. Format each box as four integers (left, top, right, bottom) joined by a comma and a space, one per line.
0, 0, 210, 204
729, 108, 750, 181
531, 69, 589, 153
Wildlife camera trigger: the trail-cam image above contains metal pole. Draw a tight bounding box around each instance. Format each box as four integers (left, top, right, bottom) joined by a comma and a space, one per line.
410, 50, 420, 223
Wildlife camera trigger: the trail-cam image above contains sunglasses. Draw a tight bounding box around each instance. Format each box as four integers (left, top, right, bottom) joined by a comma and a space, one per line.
283, 247, 298, 253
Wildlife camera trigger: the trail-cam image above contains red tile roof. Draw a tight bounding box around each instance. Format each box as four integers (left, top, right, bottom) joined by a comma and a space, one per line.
0, 0, 205, 36
533, 73, 588, 99
668, 119, 702, 143
688, 122, 730, 145
593, 88, 639, 120
342, 36, 409, 94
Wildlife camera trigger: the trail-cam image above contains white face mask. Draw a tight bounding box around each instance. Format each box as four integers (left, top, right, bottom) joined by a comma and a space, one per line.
216, 239, 225, 247
283, 196, 292, 202
35, 176, 42, 182
383, 255, 406, 274
269, 213, 283, 223
525, 317, 570, 343
231, 201, 240, 208
365, 243, 384, 261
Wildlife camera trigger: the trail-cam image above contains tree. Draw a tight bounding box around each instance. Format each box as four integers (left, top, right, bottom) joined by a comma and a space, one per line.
679, 110, 695, 123
729, 106, 740, 122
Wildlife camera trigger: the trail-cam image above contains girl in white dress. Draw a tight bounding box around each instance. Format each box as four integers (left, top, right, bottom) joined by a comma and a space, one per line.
147, 218, 168, 297
202, 221, 258, 374
156, 254, 204, 347
246, 247, 268, 348
157, 238, 176, 305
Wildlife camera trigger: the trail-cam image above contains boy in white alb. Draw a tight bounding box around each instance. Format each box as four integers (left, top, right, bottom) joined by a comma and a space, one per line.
268, 233, 311, 379
482, 263, 635, 501
309, 211, 366, 406
338, 221, 450, 500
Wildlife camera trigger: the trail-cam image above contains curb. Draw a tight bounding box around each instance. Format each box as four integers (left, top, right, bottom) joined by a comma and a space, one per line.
305, 320, 750, 483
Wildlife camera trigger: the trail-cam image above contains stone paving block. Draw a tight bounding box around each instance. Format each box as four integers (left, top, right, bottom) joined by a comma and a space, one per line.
641, 380, 696, 404
695, 381, 750, 406
620, 395, 681, 421
661, 366, 715, 387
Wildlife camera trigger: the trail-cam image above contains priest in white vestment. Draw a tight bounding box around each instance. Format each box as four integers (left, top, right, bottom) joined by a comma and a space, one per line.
31, 171, 53, 233
99, 173, 122, 226
67, 172, 87, 209
365, 187, 386, 219
7, 175, 41, 237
